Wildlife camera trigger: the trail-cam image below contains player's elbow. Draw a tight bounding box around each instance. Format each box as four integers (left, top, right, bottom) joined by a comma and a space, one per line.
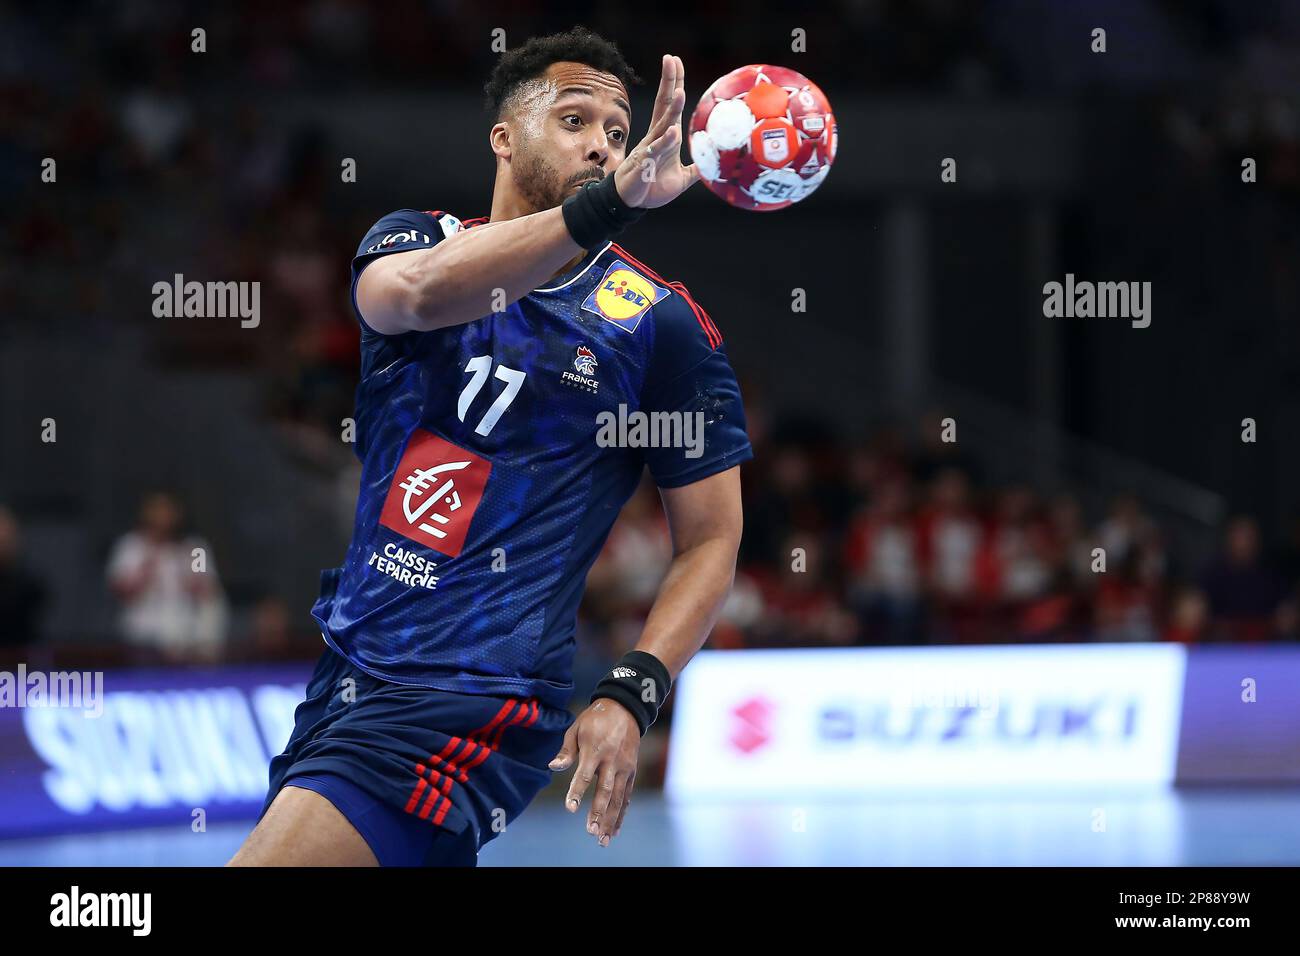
391, 283, 453, 332
675, 521, 743, 579
357, 250, 449, 334
389, 252, 492, 332
389, 255, 448, 329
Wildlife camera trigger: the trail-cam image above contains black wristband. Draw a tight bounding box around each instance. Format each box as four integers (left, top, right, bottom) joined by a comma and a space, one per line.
561, 174, 646, 250
589, 650, 672, 736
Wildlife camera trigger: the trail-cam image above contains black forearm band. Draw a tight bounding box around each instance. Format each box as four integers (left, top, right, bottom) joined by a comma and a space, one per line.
561, 174, 646, 250
589, 650, 673, 736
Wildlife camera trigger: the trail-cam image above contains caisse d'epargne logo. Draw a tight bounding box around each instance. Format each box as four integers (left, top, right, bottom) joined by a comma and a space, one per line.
379, 429, 491, 558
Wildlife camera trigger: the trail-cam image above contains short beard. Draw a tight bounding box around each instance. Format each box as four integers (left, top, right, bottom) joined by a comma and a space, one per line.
514, 143, 604, 213
514, 147, 566, 212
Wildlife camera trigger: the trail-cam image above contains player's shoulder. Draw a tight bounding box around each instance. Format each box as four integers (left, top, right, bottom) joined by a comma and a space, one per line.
421, 209, 490, 236
606, 242, 723, 350
357, 208, 489, 254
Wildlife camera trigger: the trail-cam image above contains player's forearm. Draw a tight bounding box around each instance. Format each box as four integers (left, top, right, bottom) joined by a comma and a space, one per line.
633, 535, 739, 679
388, 207, 584, 331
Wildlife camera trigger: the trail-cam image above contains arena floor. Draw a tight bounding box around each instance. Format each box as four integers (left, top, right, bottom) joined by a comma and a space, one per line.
2, 788, 1297, 866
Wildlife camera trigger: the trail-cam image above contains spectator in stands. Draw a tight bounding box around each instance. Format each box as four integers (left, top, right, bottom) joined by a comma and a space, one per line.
844, 439, 904, 503
1272, 596, 1300, 642
245, 594, 295, 662
844, 477, 924, 644
1095, 493, 1158, 568
1200, 515, 1287, 642
1163, 587, 1213, 644
747, 533, 858, 647
742, 441, 823, 567
980, 486, 1055, 640
106, 491, 229, 664
984, 485, 1052, 602
712, 568, 766, 650
1046, 494, 1099, 588
1094, 548, 1163, 643
0, 506, 48, 647
1014, 565, 1082, 642
916, 467, 986, 641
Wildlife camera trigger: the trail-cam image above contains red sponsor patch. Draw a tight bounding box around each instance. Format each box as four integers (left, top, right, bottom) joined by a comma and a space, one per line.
379, 429, 491, 557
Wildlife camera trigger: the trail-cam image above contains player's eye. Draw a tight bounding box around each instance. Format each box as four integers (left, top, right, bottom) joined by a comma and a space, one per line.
562, 114, 625, 146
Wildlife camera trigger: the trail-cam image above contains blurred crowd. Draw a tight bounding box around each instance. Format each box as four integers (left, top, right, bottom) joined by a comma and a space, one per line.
576, 408, 1300, 667
5, 409, 1300, 668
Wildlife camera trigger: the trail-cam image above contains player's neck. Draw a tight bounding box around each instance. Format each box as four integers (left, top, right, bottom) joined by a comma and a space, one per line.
487, 194, 587, 281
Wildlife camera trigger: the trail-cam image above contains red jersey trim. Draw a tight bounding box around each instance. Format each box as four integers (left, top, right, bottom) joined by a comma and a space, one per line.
610, 242, 721, 349
421, 211, 490, 229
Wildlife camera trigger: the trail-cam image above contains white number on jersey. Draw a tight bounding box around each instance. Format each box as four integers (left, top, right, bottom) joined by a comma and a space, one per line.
457, 355, 526, 436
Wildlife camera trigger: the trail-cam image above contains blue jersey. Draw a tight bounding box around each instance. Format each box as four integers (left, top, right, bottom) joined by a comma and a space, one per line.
311, 208, 753, 709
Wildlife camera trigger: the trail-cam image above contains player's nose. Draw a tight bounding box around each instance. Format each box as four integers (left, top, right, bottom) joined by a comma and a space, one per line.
584, 132, 611, 166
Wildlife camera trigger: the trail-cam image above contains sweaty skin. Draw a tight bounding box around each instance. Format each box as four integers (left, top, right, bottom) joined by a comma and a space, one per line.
353, 55, 698, 336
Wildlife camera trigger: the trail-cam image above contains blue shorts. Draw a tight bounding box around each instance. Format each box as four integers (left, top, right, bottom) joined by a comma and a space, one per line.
260, 645, 573, 867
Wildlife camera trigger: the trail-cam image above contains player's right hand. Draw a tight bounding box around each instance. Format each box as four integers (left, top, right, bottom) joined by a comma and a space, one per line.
614, 54, 699, 210
549, 697, 640, 847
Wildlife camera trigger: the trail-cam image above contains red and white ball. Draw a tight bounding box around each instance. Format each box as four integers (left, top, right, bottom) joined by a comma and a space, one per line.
689, 64, 837, 211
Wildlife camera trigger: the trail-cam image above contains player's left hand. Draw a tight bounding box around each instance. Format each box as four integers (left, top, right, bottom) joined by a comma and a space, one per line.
613, 54, 699, 210
549, 699, 640, 847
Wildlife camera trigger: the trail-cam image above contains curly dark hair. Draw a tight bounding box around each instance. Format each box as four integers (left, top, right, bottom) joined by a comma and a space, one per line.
483, 26, 643, 120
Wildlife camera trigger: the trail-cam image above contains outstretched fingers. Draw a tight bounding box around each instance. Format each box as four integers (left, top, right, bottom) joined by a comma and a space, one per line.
645, 53, 678, 140
649, 58, 685, 143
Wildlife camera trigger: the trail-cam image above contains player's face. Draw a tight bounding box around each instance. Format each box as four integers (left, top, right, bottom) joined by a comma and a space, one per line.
510, 61, 632, 213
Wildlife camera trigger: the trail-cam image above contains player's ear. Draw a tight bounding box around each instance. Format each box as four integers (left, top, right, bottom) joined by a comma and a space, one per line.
489, 121, 513, 160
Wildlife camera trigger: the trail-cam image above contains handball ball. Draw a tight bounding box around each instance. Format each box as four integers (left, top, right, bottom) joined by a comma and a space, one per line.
689, 64, 837, 211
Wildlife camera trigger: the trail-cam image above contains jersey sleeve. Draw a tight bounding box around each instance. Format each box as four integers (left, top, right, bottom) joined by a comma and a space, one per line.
349, 208, 457, 335
639, 284, 754, 488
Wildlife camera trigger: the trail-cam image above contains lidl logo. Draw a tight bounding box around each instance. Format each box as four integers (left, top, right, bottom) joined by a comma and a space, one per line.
581, 260, 670, 333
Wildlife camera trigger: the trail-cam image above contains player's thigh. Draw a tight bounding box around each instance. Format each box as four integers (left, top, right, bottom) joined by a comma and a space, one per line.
227, 784, 378, 867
